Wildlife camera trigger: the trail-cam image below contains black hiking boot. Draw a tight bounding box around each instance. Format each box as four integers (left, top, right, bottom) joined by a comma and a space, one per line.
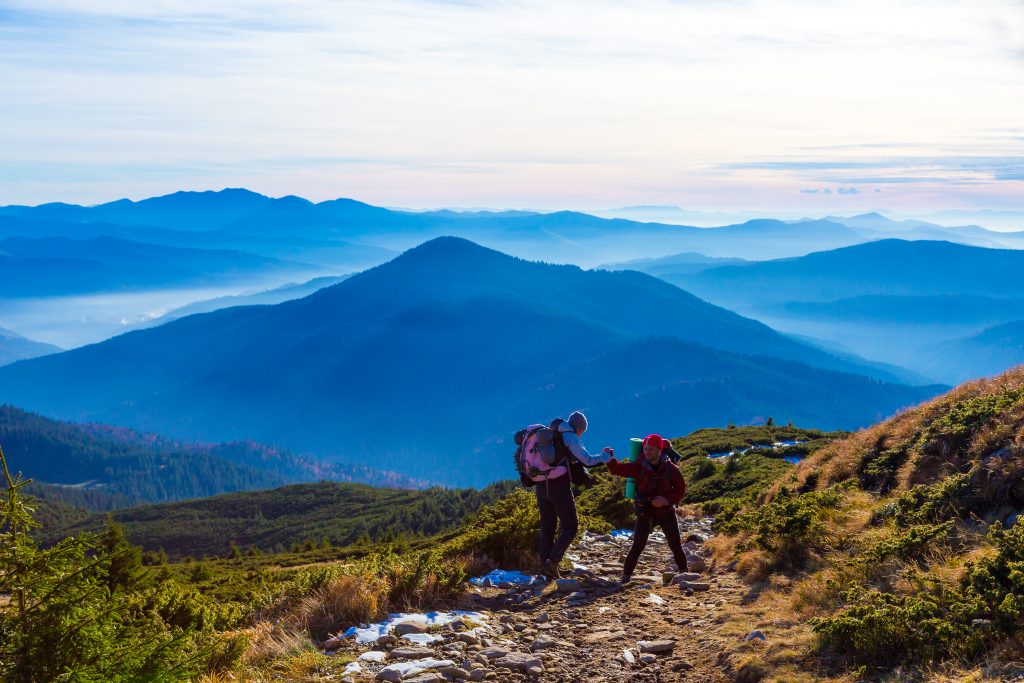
542, 560, 562, 580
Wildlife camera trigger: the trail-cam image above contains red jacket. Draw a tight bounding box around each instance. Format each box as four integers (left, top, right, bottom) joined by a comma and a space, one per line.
607, 455, 686, 508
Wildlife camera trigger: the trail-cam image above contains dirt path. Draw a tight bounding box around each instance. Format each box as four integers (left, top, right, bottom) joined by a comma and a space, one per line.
333, 517, 749, 682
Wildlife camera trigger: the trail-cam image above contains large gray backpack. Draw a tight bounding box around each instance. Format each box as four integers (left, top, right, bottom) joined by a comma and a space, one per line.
513, 423, 561, 486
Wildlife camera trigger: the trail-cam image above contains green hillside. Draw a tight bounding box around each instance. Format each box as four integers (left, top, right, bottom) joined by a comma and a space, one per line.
41, 479, 517, 559
708, 366, 1024, 679
0, 404, 425, 509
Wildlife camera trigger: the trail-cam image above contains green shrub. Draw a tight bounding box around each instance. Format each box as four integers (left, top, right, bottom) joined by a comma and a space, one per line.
721, 482, 853, 553
373, 549, 466, 612
858, 440, 913, 492
872, 474, 970, 527
926, 387, 1024, 446
811, 587, 977, 666
813, 520, 1024, 666
704, 497, 744, 526
690, 458, 718, 482
684, 453, 792, 505
961, 521, 1024, 634
864, 521, 955, 565
0, 446, 216, 682
576, 469, 634, 529
440, 488, 540, 569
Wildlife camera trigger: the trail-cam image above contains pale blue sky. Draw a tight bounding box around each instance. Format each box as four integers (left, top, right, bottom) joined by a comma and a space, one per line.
1, 0, 1022, 212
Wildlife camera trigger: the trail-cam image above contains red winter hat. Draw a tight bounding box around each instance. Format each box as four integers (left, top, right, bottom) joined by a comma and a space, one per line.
642, 434, 664, 450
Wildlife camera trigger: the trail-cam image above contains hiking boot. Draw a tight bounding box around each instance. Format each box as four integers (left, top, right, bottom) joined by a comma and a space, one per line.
543, 560, 562, 579
619, 574, 632, 585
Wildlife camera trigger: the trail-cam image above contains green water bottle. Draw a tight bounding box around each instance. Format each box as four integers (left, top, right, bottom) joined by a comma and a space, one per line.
624, 437, 642, 500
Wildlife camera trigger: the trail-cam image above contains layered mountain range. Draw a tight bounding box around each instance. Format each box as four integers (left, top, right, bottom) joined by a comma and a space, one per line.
3, 189, 1016, 269
620, 239, 1024, 383
0, 237, 941, 486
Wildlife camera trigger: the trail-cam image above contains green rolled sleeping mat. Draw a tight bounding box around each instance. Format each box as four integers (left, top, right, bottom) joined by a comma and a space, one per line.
625, 437, 642, 500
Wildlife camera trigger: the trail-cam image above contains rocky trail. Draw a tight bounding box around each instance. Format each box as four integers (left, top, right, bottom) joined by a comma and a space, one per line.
327, 517, 752, 682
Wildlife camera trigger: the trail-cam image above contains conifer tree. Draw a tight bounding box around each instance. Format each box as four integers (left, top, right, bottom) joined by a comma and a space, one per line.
0, 446, 205, 681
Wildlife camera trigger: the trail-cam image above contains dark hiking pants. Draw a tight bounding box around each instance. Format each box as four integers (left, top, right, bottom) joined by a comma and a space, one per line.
535, 473, 578, 565
622, 507, 688, 579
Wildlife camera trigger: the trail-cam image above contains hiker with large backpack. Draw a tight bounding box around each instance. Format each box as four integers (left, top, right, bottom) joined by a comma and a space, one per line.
513, 411, 612, 578
606, 433, 688, 583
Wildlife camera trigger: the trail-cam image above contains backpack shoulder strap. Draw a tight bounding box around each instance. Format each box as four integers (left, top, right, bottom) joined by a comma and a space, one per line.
549, 420, 572, 465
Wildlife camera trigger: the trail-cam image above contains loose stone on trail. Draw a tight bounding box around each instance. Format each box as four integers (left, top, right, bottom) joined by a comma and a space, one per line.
638, 639, 676, 654
325, 516, 733, 682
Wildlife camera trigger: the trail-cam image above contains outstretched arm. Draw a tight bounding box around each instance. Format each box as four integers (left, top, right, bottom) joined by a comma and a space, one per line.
606, 458, 641, 478
562, 431, 612, 466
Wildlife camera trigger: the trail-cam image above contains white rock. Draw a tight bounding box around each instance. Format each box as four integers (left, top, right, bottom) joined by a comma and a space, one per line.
495, 652, 543, 672
376, 658, 455, 681
638, 640, 675, 653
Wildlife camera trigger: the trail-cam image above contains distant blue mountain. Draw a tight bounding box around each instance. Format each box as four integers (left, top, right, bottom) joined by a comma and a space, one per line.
770, 294, 1024, 326
0, 235, 315, 297
599, 251, 749, 276
0, 213, 395, 271
924, 320, 1024, 384
5, 190, 1020, 269
659, 239, 1024, 309
0, 188, 272, 230
0, 237, 940, 486
141, 274, 352, 326
640, 240, 1024, 385
0, 327, 61, 367
822, 212, 1018, 249
0, 188, 871, 263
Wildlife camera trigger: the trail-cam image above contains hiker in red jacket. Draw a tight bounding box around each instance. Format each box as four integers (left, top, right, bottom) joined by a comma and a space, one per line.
606, 433, 688, 583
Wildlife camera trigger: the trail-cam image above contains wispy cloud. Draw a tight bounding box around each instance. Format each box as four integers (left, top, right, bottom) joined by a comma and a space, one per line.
0, 0, 1022, 211
727, 155, 1024, 187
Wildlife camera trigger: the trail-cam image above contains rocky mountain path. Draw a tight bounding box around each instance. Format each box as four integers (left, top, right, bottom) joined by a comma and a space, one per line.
330, 517, 751, 682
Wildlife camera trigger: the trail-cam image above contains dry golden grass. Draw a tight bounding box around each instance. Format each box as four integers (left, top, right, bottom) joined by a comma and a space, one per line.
292, 572, 389, 639
700, 363, 1024, 681
771, 367, 1024, 505
225, 622, 356, 683
713, 578, 855, 683
386, 553, 470, 613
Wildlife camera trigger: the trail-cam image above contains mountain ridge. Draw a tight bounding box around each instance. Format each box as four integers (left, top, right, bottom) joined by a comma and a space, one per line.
0, 237, 941, 486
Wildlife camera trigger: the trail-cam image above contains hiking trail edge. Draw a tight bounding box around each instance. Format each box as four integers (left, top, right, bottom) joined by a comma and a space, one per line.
327, 517, 750, 682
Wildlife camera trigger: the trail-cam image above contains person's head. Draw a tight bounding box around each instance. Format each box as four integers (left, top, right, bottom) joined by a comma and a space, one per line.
568, 411, 588, 436
642, 434, 664, 464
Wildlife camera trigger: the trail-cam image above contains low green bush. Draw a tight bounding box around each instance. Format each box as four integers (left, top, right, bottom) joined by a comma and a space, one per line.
863, 521, 955, 565
440, 488, 541, 569
813, 520, 1024, 666
720, 482, 853, 554
925, 387, 1024, 446
811, 586, 976, 666
577, 469, 635, 529
0, 446, 223, 682
872, 474, 970, 527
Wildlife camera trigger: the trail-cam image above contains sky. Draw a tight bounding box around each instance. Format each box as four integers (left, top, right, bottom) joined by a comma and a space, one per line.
1, 0, 1022, 214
